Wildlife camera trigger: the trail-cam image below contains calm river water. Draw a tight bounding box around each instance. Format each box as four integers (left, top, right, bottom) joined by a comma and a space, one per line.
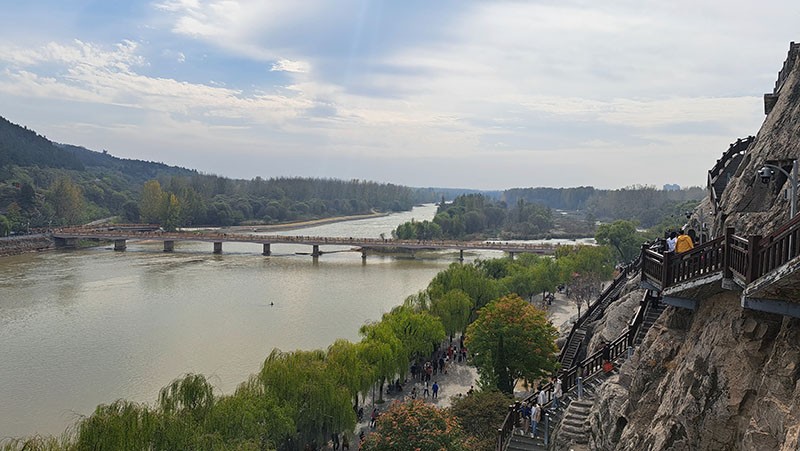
0, 204, 508, 438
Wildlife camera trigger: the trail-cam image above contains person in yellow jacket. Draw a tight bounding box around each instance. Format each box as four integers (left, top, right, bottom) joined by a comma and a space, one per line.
675, 229, 694, 253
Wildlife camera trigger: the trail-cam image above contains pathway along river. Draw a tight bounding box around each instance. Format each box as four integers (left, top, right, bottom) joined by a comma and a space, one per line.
0, 204, 489, 439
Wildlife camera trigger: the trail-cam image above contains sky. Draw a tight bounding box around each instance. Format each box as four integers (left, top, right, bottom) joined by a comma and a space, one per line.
0, 1, 798, 190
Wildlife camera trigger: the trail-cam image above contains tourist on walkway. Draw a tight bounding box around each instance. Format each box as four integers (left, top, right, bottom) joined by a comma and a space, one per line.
552, 376, 563, 409
675, 229, 694, 253
342, 433, 349, 450
537, 385, 548, 407
666, 231, 677, 252
531, 402, 542, 438
423, 381, 430, 398
432, 381, 439, 399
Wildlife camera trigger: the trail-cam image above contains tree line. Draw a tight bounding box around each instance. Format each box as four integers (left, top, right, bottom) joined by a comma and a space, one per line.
393, 194, 554, 241
2, 244, 618, 450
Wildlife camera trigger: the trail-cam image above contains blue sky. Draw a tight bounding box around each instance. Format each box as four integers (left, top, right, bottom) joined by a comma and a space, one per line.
0, 1, 798, 190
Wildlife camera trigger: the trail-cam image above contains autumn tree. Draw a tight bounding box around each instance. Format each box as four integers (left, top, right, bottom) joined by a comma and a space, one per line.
360, 400, 468, 451
465, 294, 558, 394
48, 177, 84, 225
140, 179, 166, 223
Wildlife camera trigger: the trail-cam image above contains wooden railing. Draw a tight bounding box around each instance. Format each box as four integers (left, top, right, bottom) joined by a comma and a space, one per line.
643, 213, 800, 289
753, 212, 800, 282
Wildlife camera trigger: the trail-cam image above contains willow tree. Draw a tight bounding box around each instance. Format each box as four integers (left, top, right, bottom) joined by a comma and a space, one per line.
206, 387, 293, 449
74, 400, 158, 450
327, 339, 373, 407
383, 306, 446, 363
465, 294, 558, 394
359, 321, 407, 403
153, 373, 216, 449
258, 349, 354, 447
430, 289, 473, 341
427, 262, 504, 315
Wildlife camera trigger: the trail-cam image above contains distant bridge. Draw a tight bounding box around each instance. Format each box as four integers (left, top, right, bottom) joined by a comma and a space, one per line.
50, 228, 559, 260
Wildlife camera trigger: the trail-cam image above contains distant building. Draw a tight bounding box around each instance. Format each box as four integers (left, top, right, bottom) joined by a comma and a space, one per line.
663, 184, 681, 191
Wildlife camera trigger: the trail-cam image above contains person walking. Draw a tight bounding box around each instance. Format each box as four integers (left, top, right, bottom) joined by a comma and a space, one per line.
552, 376, 563, 409
432, 381, 439, 399
531, 402, 542, 438
423, 381, 430, 398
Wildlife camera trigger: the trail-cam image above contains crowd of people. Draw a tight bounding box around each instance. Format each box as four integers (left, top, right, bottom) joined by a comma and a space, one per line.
517, 376, 563, 439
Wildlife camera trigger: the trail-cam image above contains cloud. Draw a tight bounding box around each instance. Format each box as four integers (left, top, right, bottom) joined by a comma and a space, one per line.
270, 59, 309, 74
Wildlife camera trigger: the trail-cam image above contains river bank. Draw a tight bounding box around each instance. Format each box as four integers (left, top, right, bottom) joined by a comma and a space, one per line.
0, 234, 54, 257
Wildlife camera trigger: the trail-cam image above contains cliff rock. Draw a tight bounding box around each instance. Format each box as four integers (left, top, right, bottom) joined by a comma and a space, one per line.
586, 42, 800, 450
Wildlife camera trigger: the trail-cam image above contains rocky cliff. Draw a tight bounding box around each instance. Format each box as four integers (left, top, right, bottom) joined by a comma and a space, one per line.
581, 42, 800, 451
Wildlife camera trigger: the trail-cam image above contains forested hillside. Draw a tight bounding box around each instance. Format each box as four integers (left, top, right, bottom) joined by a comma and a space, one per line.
0, 116, 439, 233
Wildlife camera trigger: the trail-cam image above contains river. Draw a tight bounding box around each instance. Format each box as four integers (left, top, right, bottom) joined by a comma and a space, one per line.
0, 204, 499, 438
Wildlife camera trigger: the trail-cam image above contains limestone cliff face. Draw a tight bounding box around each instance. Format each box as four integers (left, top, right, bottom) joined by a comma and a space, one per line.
588, 293, 799, 450
586, 43, 800, 450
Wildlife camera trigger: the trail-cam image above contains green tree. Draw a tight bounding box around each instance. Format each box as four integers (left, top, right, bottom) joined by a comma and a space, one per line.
465, 294, 558, 394
327, 339, 373, 407
162, 193, 182, 231
428, 263, 504, 316
595, 220, 641, 262
206, 388, 293, 449
256, 349, 355, 447
430, 289, 473, 341
75, 400, 157, 450
450, 389, 513, 450
383, 306, 446, 362
0, 214, 10, 236
140, 179, 165, 224
360, 400, 468, 451
48, 177, 84, 225
359, 321, 407, 403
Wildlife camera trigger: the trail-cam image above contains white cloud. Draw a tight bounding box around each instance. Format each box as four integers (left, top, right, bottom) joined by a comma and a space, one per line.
270, 59, 309, 74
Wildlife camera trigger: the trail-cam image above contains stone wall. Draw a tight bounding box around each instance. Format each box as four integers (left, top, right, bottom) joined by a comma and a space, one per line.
0, 235, 54, 257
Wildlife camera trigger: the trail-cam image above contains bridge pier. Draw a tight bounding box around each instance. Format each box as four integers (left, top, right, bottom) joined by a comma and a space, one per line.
53, 237, 78, 248
213, 242, 222, 254
263, 243, 271, 256
459, 249, 464, 262
114, 239, 126, 251
164, 241, 175, 252
361, 249, 367, 261
312, 244, 321, 258
509, 252, 515, 260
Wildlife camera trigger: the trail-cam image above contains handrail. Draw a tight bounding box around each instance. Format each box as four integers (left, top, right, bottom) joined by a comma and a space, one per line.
754, 213, 800, 281
663, 236, 725, 289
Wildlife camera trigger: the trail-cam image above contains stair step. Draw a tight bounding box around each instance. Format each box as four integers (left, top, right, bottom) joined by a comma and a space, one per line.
560, 422, 586, 435
562, 417, 586, 428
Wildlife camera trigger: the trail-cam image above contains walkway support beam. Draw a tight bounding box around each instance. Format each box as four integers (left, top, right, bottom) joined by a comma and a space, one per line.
262, 243, 271, 256
114, 239, 126, 251
164, 241, 174, 252
213, 242, 222, 254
